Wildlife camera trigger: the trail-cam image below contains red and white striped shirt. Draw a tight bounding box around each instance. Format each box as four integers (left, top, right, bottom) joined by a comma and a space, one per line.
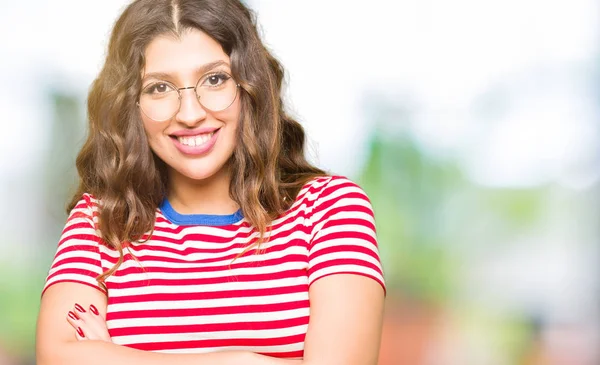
43, 176, 385, 358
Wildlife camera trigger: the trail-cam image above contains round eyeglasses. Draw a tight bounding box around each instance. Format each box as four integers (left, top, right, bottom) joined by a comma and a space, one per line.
137, 71, 239, 122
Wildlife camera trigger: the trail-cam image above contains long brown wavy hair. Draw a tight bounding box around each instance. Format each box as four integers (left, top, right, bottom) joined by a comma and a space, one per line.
68, 0, 326, 285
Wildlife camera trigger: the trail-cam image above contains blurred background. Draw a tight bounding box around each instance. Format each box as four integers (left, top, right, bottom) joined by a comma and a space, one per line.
1, 0, 599, 364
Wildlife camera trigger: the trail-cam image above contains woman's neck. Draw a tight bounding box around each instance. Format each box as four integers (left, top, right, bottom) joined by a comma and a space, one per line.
166, 167, 239, 215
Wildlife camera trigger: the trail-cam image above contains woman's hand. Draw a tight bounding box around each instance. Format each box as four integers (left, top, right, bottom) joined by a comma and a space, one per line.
66, 303, 112, 342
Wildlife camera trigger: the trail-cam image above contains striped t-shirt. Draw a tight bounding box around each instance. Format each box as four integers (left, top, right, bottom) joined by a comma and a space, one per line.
43, 175, 385, 358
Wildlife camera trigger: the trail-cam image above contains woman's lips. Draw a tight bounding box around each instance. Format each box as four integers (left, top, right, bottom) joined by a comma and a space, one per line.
170, 128, 220, 155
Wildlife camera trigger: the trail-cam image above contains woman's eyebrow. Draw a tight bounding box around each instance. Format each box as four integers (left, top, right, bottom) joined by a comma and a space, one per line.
142, 60, 230, 83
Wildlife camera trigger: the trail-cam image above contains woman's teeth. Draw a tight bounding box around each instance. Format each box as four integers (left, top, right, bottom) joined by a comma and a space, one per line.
178, 132, 214, 147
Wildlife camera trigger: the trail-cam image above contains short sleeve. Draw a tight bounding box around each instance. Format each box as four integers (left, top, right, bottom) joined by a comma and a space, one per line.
307, 176, 385, 292
42, 194, 107, 296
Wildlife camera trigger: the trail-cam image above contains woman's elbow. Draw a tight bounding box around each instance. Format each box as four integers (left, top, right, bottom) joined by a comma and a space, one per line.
36, 339, 77, 365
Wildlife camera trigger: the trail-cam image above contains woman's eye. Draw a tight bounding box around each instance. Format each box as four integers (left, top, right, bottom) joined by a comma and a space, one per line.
202, 73, 230, 87
145, 83, 173, 94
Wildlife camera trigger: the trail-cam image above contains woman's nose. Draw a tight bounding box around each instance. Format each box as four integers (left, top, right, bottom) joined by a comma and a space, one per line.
175, 87, 207, 125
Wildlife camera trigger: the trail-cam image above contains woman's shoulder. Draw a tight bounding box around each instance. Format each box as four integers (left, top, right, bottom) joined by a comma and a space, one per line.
294, 175, 370, 207
70, 193, 101, 212
65, 193, 103, 229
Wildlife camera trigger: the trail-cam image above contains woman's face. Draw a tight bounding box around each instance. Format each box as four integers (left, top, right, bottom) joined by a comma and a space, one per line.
140, 28, 241, 184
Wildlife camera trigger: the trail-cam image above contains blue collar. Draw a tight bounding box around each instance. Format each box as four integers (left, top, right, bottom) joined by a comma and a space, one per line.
159, 199, 244, 226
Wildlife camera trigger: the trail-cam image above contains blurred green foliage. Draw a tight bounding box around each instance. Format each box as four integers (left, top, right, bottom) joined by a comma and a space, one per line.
0, 267, 44, 359
359, 129, 546, 304
359, 131, 462, 302
43, 90, 86, 238
0, 88, 86, 362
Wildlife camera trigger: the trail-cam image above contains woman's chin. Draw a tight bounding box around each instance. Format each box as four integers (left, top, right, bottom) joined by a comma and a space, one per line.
170, 164, 228, 184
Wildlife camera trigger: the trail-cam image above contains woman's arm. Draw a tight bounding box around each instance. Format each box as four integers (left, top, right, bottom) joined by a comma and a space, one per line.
36, 282, 301, 365
301, 274, 385, 365
298, 177, 386, 365
53, 275, 384, 365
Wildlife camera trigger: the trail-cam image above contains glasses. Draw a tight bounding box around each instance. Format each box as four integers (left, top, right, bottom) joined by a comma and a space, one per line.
137, 71, 239, 122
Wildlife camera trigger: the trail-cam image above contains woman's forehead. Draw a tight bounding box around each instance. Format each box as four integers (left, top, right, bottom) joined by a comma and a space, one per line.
143, 28, 230, 79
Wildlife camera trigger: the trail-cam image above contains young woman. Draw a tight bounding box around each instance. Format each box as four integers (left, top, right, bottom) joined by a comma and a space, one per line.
36, 1, 385, 364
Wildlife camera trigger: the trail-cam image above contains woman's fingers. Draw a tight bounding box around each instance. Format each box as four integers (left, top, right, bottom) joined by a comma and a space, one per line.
75, 326, 86, 340
65, 303, 111, 342
66, 310, 87, 340
89, 304, 100, 316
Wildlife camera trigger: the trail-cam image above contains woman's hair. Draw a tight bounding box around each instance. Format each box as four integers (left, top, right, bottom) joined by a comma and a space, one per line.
68, 0, 326, 285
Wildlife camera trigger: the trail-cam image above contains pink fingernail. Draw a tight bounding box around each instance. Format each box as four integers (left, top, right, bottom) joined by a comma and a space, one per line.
68, 311, 78, 320
75, 303, 85, 313
76, 327, 85, 337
